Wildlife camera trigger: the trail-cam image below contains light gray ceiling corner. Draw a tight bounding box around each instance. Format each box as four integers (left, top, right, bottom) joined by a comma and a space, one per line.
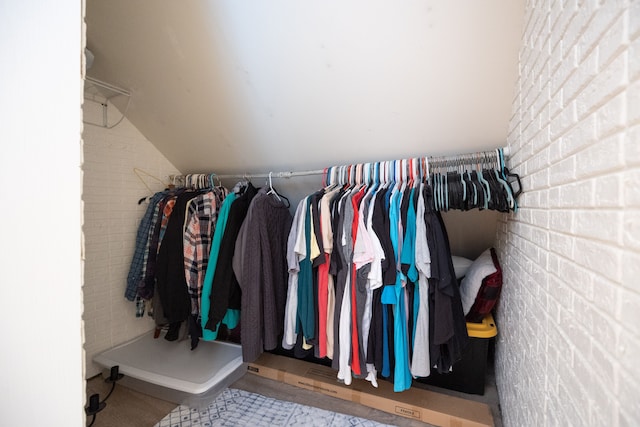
86, 0, 526, 175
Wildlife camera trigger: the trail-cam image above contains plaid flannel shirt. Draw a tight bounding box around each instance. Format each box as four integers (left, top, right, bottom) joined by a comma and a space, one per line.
183, 188, 227, 315
125, 191, 169, 301
137, 195, 178, 300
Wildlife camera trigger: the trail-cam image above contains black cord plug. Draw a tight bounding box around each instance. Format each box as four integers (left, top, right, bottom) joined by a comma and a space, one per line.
85, 393, 106, 416
106, 365, 124, 383
85, 366, 124, 426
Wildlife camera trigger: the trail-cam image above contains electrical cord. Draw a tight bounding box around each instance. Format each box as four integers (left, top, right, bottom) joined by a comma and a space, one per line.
85, 366, 123, 426
102, 381, 117, 402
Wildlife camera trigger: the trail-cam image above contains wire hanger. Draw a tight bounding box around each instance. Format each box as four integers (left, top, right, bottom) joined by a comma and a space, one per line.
268, 171, 291, 207
267, 171, 282, 202
134, 168, 167, 204
133, 168, 166, 192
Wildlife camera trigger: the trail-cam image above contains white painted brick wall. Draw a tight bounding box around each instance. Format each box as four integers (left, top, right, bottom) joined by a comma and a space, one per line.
82, 100, 180, 378
496, 1, 640, 426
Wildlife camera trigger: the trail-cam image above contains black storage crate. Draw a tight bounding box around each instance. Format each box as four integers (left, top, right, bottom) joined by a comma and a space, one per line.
417, 314, 497, 395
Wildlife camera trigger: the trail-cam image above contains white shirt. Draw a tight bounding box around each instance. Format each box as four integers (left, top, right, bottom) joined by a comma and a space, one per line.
282, 197, 307, 349
411, 184, 431, 377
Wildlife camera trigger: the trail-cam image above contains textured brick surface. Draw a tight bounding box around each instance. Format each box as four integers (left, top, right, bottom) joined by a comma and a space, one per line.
496, 2, 640, 426
82, 101, 180, 378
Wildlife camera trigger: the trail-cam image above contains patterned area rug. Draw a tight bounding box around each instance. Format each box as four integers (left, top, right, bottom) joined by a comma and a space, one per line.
155, 388, 392, 427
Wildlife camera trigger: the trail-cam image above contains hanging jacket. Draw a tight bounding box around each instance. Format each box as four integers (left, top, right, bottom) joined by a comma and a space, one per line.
237, 188, 293, 362
155, 191, 199, 324
204, 183, 258, 332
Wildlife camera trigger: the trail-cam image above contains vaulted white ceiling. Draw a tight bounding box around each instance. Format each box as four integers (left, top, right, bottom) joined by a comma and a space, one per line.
85, 1, 524, 175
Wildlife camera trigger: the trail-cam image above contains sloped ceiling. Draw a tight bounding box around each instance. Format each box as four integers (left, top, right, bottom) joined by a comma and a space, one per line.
86, 1, 524, 175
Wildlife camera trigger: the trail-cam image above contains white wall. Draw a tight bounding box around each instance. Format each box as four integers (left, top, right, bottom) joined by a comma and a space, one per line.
86, 0, 525, 175
83, 100, 180, 378
496, 2, 640, 426
0, 2, 84, 426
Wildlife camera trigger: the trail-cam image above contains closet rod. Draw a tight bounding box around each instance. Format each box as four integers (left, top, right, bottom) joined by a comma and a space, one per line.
169, 170, 324, 184
169, 146, 510, 183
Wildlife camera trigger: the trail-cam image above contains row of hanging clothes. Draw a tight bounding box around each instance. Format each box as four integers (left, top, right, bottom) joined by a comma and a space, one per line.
125, 148, 520, 393
125, 173, 293, 360
282, 148, 520, 393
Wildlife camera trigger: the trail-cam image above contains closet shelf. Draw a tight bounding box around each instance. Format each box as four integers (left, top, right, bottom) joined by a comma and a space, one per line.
83, 76, 131, 129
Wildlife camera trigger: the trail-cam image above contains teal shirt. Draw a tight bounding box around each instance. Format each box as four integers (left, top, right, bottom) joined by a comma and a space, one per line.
296, 197, 315, 340
201, 193, 240, 341
400, 188, 418, 283
400, 189, 419, 352
392, 188, 412, 392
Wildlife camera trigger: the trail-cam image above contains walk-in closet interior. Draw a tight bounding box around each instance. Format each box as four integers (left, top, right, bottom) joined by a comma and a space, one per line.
4, 1, 636, 426
81, 1, 640, 425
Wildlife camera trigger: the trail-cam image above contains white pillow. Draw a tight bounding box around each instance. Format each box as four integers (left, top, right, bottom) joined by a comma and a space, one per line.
459, 249, 497, 315
451, 256, 473, 279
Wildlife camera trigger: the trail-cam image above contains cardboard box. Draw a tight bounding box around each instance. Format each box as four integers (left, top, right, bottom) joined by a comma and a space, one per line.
247, 353, 493, 427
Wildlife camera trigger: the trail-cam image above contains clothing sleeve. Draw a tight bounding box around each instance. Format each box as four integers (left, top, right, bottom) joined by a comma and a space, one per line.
183, 200, 200, 314
400, 189, 418, 283
415, 183, 431, 278
233, 195, 257, 288
294, 197, 308, 262
201, 193, 236, 341
353, 210, 374, 270
366, 195, 385, 290
320, 190, 335, 254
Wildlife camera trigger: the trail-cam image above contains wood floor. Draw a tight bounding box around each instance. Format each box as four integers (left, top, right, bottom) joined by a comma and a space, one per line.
85, 368, 502, 427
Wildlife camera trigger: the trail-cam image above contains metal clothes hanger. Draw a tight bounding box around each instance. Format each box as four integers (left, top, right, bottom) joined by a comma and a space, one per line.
209, 173, 221, 189
475, 154, 490, 210
133, 167, 168, 204
498, 148, 522, 209
267, 172, 281, 202
458, 157, 467, 209
133, 167, 166, 194
435, 162, 442, 211
266, 171, 290, 207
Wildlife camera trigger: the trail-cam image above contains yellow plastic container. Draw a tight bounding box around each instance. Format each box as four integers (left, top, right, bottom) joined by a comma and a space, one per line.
466, 313, 498, 339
